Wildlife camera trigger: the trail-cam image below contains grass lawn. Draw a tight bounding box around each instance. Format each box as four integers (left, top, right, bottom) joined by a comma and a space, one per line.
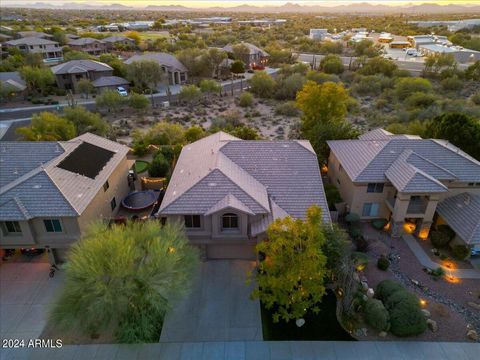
261, 290, 356, 341
135, 160, 150, 174
138, 32, 169, 41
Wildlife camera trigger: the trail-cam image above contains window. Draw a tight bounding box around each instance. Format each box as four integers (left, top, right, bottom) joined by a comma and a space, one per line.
103, 180, 109, 192
2, 221, 22, 235
362, 203, 380, 217
222, 213, 239, 229
184, 215, 201, 228
44, 219, 62, 233
338, 164, 343, 172
110, 197, 117, 211
367, 183, 384, 193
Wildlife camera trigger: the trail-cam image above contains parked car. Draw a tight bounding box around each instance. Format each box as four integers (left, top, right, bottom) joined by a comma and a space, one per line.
20, 248, 45, 256
117, 86, 128, 97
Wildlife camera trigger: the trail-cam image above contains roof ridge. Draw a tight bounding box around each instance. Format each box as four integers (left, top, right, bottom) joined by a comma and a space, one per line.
407, 151, 458, 179
355, 139, 391, 180
13, 196, 31, 219
430, 139, 480, 167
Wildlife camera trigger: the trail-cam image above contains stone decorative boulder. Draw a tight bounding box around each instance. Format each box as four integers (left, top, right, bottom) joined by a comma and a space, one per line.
421, 309, 431, 318
367, 288, 375, 298
467, 329, 478, 341
427, 319, 438, 332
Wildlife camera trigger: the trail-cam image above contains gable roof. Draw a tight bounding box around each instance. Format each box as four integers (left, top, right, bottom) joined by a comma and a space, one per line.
158, 132, 330, 225
6, 36, 58, 46
437, 193, 480, 245
51, 60, 112, 75
0, 133, 130, 220
103, 35, 134, 43
67, 37, 105, 46
91, 76, 129, 88
17, 31, 52, 39
328, 130, 480, 188
0, 72, 26, 91
124, 52, 187, 72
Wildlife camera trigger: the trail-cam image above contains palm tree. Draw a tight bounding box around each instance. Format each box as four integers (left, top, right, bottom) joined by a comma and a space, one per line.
50, 220, 199, 343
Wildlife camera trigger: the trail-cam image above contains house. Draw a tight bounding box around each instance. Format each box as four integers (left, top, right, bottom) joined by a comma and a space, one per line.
327, 129, 480, 246
15, 31, 53, 39
223, 42, 269, 68
4, 37, 63, 64
0, 72, 27, 98
408, 35, 451, 49
102, 35, 136, 50
67, 37, 107, 56
418, 44, 480, 63
0, 133, 133, 264
156, 132, 330, 260
124, 52, 188, 85
51, 60, 113, 93
309, 29, 331, 41
91, 76, 130, 93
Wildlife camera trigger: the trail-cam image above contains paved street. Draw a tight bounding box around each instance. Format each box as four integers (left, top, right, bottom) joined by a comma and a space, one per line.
160, 260, 262, 342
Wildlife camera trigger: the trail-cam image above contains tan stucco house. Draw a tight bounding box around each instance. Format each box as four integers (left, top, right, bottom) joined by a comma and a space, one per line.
0, 133, 133, 264
327, 129, 480, 251
51, 60, 113, 93
157, 132, 330, 260
4, 36, 63, 64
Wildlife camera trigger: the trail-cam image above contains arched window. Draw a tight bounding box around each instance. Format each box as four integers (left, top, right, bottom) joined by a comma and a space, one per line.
222, 213, 238, 229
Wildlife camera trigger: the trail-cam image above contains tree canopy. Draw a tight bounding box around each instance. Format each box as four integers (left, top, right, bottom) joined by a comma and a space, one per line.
17, 112, 76, 141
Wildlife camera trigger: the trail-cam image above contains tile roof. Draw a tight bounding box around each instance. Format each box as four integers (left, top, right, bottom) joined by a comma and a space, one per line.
6, 37, 58, 46
124, 52, 188, 72
328, 129, 480, 188
0, 72, 26, 91
437, 193, 480, 245
51, 60, 112, 75
102, 36, 134, 43
158, 132, 330, 225
67, 37, 105, 46
0, 133, 130, 220
91, 76, 129, 88
205, 193, 255, 216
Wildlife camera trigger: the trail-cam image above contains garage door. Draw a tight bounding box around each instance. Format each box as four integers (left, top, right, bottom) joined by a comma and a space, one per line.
206, 244, 256, 260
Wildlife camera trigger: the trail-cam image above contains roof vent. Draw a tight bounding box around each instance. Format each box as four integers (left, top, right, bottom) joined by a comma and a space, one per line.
13, 168, 18, 175
208, 182, 217, 187
465, 195, 471, 206
55, 144, 61, 153
282, 144, 289, 148
33, 184, 42, 189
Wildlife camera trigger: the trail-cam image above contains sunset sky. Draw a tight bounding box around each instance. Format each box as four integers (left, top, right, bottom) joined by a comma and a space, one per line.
3, 1, 480, 8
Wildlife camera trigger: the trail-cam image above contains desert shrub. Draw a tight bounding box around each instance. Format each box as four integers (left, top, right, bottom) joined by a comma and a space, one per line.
375, 280, 404, 302
239, 91, 254, 107
430, 230, 451, 249
450, 244, 470, 261
431, 267, 445, 278
384, 290, 418, 311
324, 184, 342, 210
351, 251, 369, 270
377, 255, 390, 271
441, 75, 463, 92
364, 298, 390, 331
389, 300, 427, 337
372, 219, 387, 230
354, 235, 369, 252
437, 225, 455, 240
471, 92, 480, 105
349, 228, 361, 239
274, 101, 299, 117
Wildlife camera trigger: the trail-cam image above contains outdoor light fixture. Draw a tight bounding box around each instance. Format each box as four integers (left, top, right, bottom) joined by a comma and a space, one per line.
403, 223, 416, 234
419, 299, 427, 307
418, 228, 429, 240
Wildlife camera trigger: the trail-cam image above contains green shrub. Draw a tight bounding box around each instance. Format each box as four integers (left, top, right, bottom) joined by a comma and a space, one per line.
377, 255, 390, 271
349, 228, 361, 239
430, 230, 451, 249
384, 290, 418, 311
354, 235, 369, 252
437, 225, 455, 240
149, 153, 170, 178
450, 244, 470, 261
324, 184, 342, 210
431, 267, 445, 278
375, 280, 404, 302
389, 300, 427, 337
239, 91, 254, 107
372, 219, 388, 230
364, 298, 390, 331
274, 101, 299, 117
351, 251, 369, 270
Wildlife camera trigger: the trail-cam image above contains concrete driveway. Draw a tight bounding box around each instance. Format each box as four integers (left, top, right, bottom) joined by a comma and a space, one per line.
0, 261, 64, 341
160, 260, 262, 342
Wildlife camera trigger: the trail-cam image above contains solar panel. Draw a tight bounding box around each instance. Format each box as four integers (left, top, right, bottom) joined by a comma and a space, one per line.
57, 142, 114, 179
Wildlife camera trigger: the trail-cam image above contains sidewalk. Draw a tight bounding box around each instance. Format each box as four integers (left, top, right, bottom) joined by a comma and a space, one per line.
1, 340, 478, 360
403, 234, 480, 279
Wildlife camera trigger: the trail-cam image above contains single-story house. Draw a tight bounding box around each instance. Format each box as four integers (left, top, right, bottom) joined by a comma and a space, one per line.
0, 72, 27, 98
157, 131, 330, 260
0, 133, 133, 264
91, 76, 130, 92
223, 42, 269, 68
51, 60, 113, 93
67, 37, 107, 56
102, 35, 136, 50
327, 128, 480, 243
124, 52, 188, 85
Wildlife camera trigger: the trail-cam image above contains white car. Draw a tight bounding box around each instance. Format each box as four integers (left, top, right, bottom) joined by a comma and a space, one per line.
117, 87, 128, 97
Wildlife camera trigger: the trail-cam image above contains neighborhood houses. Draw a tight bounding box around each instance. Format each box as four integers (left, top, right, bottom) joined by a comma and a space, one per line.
0, 4, 480, 359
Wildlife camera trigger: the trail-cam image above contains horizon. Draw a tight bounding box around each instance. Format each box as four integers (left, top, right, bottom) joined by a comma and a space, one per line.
3, 1, 480, 9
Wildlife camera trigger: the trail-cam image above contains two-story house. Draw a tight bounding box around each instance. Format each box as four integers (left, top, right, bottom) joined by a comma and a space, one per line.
0, 133, 133, 264
327, 128, 480, 252
103, 35, 136, 50
67, 37, 107, 56
51, 60, 113, 93
4, 37, 63, 64
156, 132, 330, 260
222, 42, 269, 68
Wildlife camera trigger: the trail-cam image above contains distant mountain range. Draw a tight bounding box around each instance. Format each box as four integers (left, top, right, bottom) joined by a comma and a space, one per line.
5, 2, 480, 14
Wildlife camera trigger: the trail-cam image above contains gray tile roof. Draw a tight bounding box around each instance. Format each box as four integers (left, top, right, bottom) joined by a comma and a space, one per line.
17, 31, 52, 39
328, 131, 480, 187
205, 193, 255, 216
0, 133, 130, 221
437, 193, 480, 245
0, 71, 26, 91
158, 132, 330, 225
67, 37, 105, 46
124, 52, 188, 72
6, 37, 59, 46
51, 60, 112, 75
91, 76, 129, 88
102, 36, 134, 43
